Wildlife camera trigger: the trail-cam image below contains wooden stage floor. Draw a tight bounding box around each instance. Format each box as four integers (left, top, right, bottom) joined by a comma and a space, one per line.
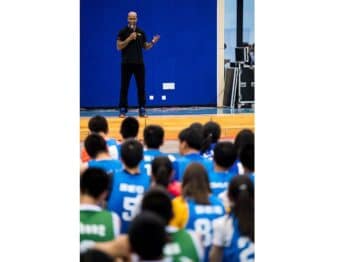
80, 108, 254, 142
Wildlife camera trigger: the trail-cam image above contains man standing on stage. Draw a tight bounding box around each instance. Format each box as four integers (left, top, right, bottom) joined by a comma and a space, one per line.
116, 11, 160, 118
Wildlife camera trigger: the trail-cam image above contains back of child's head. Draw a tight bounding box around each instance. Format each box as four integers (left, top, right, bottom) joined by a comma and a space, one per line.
203, 121, 221, 143
141, 187, 173, 224
151, 156, 173, 188
84, 133, 108, 159
234, 129, 254, 155
239, 144, 254, 172
80, 167, 111, 199
88, 115, 109, 134
213, 141, 237, 168
200, 121, 222, 153
120, 139, 143, 168
178, 127, 203, 151
120, 117, 139, 139
143, 125, 164, 149
182, 163, 211, 204
128, 211, 167, 260
189, 122, 203, 133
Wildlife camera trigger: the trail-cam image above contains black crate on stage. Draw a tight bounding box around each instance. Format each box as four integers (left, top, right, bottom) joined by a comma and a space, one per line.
239, 66, 254, 103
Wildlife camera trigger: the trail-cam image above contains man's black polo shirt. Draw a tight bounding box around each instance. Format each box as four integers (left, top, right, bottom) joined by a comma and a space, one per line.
117, 26, 147, 64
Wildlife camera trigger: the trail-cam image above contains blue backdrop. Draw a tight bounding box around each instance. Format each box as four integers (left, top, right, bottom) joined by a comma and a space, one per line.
80, 0, 217, 108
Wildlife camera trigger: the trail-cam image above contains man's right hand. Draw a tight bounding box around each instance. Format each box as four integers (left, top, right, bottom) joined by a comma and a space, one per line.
128, 32, 137, 41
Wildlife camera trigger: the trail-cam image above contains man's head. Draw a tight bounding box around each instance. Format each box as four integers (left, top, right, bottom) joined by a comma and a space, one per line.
120, 117, 139, 140
143, 125, 164, 149
128, 11, 137, 27
120, 139, 143, 169
80, 167, 111, 202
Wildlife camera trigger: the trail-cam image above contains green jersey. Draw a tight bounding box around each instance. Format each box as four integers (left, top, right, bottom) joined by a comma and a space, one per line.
164, 227, 203, 262
80, 204, 120, 247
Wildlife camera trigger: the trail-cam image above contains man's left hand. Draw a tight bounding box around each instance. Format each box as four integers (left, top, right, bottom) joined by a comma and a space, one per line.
152, 35, 160, 44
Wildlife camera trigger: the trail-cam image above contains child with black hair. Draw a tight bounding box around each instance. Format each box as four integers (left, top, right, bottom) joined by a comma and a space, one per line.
229, 129, 254, 175
107, 139, 150, 234
170, 163, 225, 262
120, 116, 139, 140
80, 134, 122, 175
239, 143, 255, 183
210, 175, 254, 262
151, 156, 181, 198
173, 126, 213, 181
81, 115, 120, 162
129, 211, 168, 262
200, 121, 221, 160
80, 168, 121, 252
115, 116, 141, 163
142, 188, 204, 261
142, 124, 165, 175
208, 141, 238, 197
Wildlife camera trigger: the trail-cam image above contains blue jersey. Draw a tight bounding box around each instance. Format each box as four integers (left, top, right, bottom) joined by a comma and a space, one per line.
208, 170, 237, 197
88, 159, 123, 176
229, 159, 240, 175
222, 214, 255, 262
142, 149, 164, 176
173, 153, 213, 181
107, 170, 150, 233
201, 143, 217, 160
106, 138, 120, 160
185, 195, 225, 262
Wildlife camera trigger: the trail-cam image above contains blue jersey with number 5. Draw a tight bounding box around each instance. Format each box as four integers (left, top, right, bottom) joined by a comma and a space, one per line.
107, 170, 150, 233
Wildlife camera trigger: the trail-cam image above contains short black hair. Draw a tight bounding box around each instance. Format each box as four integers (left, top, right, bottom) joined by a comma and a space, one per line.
120, 117, 139, 139
203, 121, 221, 143
88, 115, 109, 134
214, 141, 237, 168
189, 122, 203, 133
178, 127, 203, 151
120, 139, 143, 168
143, 125, 164, 149
80, 167, 111, 199
84, 133, 108, 159
141, 187, 173, 224
239, 144, 254, 172
128, 211, 167, 260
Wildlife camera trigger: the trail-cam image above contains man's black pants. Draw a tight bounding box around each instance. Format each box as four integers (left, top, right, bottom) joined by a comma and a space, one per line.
119, 63, 146, 109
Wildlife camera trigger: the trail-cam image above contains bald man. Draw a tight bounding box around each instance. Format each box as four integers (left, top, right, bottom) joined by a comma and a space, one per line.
117, 11, 160, 118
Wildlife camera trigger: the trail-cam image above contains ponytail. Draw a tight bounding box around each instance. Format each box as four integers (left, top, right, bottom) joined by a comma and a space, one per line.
154, 165, 171, 187
229, 176, 254, 242
200, 133, 213, 154
151, 156, 173, 189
